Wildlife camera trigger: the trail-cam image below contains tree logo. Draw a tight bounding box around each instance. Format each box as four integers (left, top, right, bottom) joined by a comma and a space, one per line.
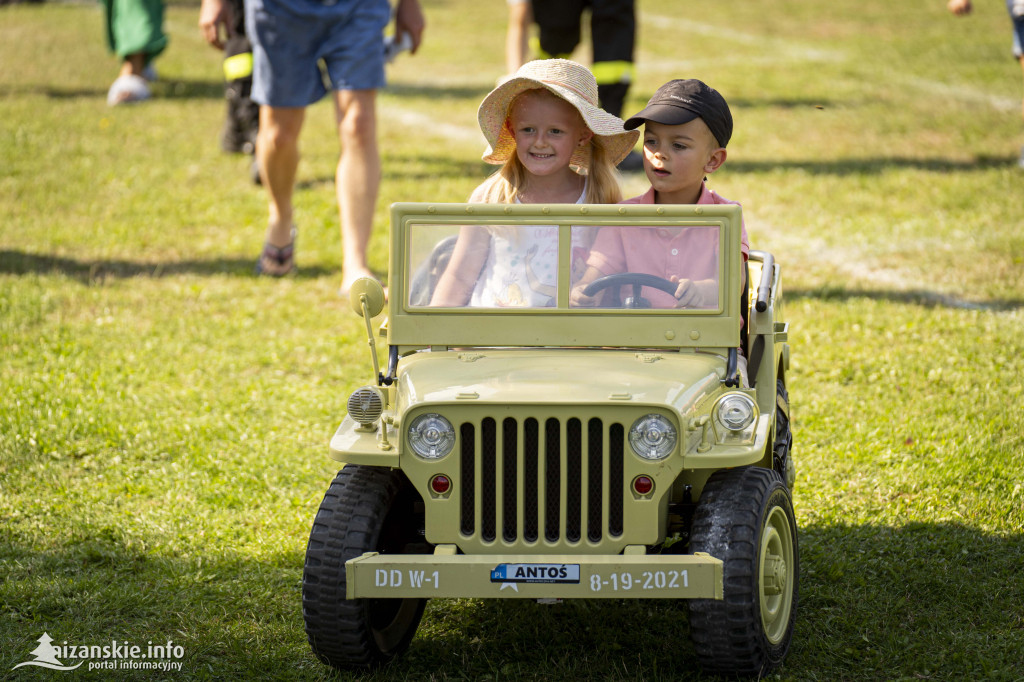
11, 633, 83, 671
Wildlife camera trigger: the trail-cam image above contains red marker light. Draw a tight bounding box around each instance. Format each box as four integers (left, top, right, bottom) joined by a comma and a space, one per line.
633, 476, 654, 495
430, 475, 451, 495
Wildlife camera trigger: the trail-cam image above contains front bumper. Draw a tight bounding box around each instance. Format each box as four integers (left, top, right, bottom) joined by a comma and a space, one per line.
345, 548, 723, 600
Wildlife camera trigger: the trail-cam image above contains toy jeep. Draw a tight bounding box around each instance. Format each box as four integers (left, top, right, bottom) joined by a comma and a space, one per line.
302, 202, 796, 676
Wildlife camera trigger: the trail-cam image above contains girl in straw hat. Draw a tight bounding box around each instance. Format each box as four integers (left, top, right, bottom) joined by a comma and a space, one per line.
429, 59, 638, 307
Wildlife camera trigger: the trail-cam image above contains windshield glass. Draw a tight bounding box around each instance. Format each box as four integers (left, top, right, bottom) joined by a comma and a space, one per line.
407, 223, 720, 311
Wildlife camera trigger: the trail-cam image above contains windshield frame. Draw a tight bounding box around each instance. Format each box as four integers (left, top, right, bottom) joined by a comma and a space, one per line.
387, 202, 743, 350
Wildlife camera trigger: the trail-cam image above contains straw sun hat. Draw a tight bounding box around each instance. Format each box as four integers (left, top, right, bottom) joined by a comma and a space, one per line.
477, 59, 639, 172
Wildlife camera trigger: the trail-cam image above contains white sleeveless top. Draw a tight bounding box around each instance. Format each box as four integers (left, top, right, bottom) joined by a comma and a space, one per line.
470, 185, 589, 308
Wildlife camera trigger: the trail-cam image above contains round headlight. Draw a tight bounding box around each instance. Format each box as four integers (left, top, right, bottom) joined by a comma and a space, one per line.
408, 413, 456, 460
628, 414, 677, 461
717, 394, 757, 432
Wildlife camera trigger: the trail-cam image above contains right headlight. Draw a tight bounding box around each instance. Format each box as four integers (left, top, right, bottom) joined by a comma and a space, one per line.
408, 413, 456, 460
628, 413, 677, 461
713, 393, 759, 445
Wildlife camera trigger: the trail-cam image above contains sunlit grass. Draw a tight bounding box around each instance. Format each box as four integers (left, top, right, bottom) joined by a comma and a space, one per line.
2, 0, 1022, 679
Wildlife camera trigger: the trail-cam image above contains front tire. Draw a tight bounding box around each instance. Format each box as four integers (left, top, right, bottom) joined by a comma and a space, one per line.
302, 465, 428, 668
688, 467, 798, 677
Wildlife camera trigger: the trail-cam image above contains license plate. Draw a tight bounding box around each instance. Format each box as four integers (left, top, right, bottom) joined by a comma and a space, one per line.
346, 552, 723, 599
490, 563, 581, 584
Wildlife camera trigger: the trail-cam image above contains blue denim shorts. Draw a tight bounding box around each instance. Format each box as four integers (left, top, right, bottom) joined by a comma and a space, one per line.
1010, 0, 1024, 58
246, 0, 390, 107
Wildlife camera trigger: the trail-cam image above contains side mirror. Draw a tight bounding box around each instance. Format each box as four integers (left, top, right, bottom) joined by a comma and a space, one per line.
349, 277, 387, 385
349, 277, 386, 318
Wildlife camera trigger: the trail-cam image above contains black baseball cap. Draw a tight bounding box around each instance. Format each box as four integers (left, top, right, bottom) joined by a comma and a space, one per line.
624, 79, 733, 148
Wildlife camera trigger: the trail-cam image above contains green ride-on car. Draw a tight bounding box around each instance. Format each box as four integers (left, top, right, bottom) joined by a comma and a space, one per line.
302, 202, 796, 677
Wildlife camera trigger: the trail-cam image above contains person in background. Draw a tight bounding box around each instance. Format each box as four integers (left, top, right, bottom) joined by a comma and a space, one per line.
103, 0, 167, 106
947, 0, 1024, 167
530, 0, 642, 170
199, 0, 425, 287
198, 0, 260, 182
504, 0, 533, 79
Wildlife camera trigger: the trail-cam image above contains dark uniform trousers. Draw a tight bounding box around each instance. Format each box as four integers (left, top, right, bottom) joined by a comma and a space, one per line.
221, 0, 259, 155
530, 0, 635, 117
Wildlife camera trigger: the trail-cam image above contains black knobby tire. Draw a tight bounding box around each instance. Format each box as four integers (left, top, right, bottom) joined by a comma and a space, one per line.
302, 465, 428, 668
774, 379, 794, 488
688, 467, 799, 677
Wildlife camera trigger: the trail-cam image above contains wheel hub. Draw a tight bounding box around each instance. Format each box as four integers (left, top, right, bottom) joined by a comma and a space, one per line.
762, 553, 787, 595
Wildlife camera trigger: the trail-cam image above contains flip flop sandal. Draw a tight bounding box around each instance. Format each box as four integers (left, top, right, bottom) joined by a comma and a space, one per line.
255, 227, 296, 277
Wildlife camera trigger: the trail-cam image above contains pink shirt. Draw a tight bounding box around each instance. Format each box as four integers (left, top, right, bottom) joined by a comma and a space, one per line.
585, 184, 750, 308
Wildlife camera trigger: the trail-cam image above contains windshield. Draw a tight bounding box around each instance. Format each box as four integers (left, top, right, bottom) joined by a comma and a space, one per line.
408, 223, 721, 311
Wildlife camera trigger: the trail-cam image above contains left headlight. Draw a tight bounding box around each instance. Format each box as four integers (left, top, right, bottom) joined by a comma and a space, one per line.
408, 413, 456, 460
629, 414, 677, 461
713, 393, 759, 444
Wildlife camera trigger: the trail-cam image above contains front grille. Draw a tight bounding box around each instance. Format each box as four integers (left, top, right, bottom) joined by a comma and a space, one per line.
459, 416, 625, 546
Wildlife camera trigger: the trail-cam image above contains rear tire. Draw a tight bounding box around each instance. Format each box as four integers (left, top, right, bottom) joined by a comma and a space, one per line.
302, 465, 427, 668
774, 379, 794, 489
688, 466, 798, 677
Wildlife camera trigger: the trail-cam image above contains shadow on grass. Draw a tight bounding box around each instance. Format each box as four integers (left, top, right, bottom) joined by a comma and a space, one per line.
0, 79, 224, 101
788, 285, 1024, 311
1, 522, 1020, 679
381, 154, 491, 182
790, 522, 1024, 677
729, 97, 841, 110
152, 79, 225, 101
0, 250, 334, 282
627, 88, 842, 112
294, 155, 488, 191
0, 77, 490, 106
0, 540, 314, 680
391, 522, 1023, 680
728, 155, 1017, 175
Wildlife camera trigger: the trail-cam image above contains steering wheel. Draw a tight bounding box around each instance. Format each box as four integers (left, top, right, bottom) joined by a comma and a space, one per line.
582, 272, 677, 309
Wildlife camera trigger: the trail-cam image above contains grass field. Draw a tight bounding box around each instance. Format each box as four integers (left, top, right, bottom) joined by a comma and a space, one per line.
2, 0, 1023, 679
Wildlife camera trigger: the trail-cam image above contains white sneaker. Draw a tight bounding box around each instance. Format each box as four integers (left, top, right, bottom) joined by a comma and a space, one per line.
107, 74, 151, 106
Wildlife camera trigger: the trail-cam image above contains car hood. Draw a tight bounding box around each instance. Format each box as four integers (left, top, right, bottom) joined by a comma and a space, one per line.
394, 348, 726, 414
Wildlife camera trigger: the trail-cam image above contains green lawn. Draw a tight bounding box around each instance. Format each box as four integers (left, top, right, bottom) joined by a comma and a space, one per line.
2, 0, 1022, 679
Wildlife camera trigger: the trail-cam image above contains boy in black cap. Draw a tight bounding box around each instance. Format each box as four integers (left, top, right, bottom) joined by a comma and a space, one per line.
622, 78, 740, 207
571, 78, 750, 308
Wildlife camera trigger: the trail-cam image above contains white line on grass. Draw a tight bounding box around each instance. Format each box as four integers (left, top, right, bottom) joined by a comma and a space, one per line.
746, 214, 998, 310
387, 106, 485, 145
640, 14, 844, 63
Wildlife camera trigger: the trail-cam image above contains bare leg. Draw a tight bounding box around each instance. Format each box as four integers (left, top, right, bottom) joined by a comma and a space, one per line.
334, 89, 381, 294
257, 105, 304, 273
120, 52, 146, 78
505, 1, 533, 76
